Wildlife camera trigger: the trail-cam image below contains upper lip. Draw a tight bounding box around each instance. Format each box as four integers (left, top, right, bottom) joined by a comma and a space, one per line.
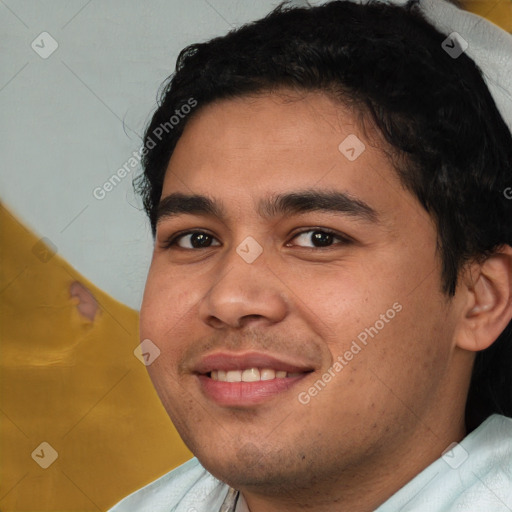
193, 351, 314, 374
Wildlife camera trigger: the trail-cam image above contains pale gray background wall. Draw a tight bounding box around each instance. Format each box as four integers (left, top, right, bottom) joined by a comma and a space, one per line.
0, 0, 317, 310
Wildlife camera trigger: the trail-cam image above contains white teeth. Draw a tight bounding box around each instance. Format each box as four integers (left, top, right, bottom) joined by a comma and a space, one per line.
211, 368, 301, 382
242, 368, 260, 382
260, 368, 276, 381
226, 370, 242, 382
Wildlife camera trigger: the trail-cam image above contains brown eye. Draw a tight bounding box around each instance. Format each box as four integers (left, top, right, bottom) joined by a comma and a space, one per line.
164, 231, 221, 249
290, 229, 351, 248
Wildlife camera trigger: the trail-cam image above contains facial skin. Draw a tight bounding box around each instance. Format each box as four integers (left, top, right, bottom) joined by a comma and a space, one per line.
140, 90, 511, 511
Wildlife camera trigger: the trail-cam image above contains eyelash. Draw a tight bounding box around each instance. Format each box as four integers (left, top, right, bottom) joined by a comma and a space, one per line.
161, 228, 352, 251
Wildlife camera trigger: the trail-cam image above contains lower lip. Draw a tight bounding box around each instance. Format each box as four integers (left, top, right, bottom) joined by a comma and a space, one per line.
197, 374, 308, 406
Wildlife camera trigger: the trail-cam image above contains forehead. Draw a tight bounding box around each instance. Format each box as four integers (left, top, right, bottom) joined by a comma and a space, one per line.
158, 90, 417, 226
172, 90, 371, 157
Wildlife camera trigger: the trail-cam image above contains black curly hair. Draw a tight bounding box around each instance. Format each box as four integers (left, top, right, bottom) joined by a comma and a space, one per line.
134, 0, 512, 433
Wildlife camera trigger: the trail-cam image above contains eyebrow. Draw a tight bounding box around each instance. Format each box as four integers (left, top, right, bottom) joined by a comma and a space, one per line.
155, 189, 378, 226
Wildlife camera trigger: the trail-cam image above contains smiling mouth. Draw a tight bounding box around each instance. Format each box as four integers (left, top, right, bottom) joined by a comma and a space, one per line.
198, 367, 313, 407
193, 352, 315, 406
208, 368, 305, 382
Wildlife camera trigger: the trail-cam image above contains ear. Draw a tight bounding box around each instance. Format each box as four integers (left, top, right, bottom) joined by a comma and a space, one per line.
455, 245, 512, 352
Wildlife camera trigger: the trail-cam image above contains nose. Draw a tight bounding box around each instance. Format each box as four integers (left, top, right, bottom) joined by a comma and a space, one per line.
198, 250, 289, 330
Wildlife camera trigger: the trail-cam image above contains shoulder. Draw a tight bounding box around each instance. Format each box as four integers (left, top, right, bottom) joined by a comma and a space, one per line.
108, 457, 230, 512
377, 414, 512, 511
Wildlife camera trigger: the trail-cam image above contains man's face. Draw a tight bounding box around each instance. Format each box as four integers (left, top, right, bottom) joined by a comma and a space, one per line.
140, 91, 463, 494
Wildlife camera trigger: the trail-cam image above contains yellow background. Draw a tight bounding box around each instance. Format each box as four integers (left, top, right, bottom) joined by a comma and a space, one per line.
0, 203, 192, 511
465, 0, 512, 32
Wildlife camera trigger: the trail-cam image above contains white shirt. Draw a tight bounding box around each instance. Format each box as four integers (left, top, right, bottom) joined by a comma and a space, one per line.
108, 414, 512, 511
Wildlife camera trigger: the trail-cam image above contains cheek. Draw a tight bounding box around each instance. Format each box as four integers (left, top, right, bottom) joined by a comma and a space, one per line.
297, 301, 450, 451
341, 285, 453, 414
290, 261, 401, 350
281, 258, 377, 326
140, 261, 198, 338
305, 258, 449, 410
139, 263, 207, 391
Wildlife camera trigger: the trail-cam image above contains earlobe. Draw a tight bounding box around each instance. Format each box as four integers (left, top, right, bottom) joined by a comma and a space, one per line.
456, 246, 512, 353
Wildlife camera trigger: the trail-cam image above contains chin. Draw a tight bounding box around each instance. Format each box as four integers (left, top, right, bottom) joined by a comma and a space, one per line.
193, 442, 313, 494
